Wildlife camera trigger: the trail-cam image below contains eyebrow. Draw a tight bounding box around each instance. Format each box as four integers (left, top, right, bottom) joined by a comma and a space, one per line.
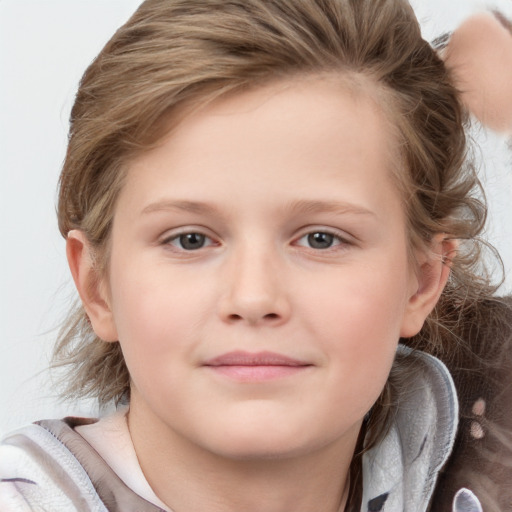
283, 199, 376, 217
140, 199, 375, 217
141, 200, 220, 216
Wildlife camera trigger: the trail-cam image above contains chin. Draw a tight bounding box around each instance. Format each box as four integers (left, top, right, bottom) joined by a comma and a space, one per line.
198, 420, 337, 463
209, 436, 312, 462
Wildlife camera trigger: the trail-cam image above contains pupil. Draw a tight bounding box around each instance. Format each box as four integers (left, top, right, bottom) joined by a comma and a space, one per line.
308, 232, 334, 249
180, 233, 205, 250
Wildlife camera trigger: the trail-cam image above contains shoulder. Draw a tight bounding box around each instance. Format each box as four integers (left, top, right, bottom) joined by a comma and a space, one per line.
0, 420, 106, 512
1, 416, 170, 512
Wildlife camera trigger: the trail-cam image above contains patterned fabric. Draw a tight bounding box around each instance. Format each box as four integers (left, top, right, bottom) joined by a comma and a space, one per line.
0, 418, 166, 512
429, 298, 512, 512
452, 489, 483, 512
361, 347, 459, 511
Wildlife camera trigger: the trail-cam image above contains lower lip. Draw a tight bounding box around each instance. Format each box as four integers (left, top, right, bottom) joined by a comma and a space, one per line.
205, 365, 310, 382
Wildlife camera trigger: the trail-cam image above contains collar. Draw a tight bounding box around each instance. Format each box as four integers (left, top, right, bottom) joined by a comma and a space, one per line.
361, 345, 459, 512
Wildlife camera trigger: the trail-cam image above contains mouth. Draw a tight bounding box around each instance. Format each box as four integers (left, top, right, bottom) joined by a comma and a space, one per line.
202, 350, 313, 382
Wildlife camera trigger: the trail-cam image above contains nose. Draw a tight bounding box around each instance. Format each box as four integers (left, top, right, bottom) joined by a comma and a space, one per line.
217, 244, 291, 326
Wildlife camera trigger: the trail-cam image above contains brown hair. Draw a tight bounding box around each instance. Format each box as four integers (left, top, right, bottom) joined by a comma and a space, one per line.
54, 0, 510, 507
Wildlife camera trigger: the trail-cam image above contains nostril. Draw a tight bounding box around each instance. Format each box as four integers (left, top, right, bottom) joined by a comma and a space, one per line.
226, 312, 280, 323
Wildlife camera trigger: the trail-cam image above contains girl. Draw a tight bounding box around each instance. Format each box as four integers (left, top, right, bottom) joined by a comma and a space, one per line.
1, 1, 511, 511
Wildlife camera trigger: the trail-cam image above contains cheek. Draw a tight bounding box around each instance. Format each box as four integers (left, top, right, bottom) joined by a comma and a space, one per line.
108, 283, 203, 404
302, 255, 411, 343
297, 256, 411, 404
107, 258, 211, 367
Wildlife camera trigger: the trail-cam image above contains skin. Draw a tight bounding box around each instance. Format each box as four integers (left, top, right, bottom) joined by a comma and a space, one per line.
445, 12, 512, 134
68, 78, 453, 512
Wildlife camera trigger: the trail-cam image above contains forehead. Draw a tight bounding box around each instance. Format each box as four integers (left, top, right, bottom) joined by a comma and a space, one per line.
119, 77, 404, 221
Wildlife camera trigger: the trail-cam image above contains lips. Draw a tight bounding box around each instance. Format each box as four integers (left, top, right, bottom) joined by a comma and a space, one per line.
204, 350, 310, 367
203, 351, 312, 382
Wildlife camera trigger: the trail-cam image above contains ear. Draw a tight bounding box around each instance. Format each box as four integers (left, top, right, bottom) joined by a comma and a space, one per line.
400, 236, 457, 338
66, 230, 118, 342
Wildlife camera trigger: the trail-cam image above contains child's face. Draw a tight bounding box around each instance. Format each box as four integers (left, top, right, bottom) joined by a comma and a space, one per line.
98, 78, 426, 459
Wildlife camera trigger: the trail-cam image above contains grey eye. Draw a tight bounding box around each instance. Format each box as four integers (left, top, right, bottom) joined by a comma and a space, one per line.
295, 231, 344, 250
175, 233, 208, 250
306, 232, 336, 249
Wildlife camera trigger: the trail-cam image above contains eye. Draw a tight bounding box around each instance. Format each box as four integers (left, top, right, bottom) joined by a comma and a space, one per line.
296, 231, 344, 250
166, 232, 215, 251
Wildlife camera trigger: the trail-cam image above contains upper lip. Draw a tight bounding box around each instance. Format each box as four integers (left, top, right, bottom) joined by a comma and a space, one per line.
203, 351, 311, 367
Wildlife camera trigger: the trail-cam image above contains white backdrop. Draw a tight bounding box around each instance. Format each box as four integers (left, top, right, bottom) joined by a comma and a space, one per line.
1, 0, 511, 435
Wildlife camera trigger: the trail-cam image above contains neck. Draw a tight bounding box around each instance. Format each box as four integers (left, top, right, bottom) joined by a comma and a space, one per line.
128, 403, 357, 512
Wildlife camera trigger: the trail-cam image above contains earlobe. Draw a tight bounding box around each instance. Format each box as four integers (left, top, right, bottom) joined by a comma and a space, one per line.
66, 230, 118, 342
400, 236, 457, 338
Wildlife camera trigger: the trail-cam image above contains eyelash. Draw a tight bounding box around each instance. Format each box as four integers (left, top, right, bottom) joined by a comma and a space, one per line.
161, 228, 351, 253
162, 231, 217, 251
294, 230, 349, 251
